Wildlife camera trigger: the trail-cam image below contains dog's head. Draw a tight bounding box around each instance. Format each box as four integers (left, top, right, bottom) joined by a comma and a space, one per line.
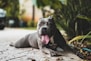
37, 16, 56, 44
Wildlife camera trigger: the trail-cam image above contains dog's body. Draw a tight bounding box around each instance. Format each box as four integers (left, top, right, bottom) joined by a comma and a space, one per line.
10, 16, 72, 55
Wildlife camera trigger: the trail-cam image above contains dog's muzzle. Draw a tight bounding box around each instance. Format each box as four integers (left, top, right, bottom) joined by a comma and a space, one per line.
41, 27, 48, 35
40, 27, 50, 44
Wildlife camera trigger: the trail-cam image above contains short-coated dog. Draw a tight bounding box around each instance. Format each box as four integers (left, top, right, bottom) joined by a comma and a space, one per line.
10, 16, 71, 56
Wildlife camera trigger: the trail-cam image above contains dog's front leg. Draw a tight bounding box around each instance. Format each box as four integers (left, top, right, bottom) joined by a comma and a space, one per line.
37, 39, 50, 54
38, 42, 58, 55
37, 39, 44, 52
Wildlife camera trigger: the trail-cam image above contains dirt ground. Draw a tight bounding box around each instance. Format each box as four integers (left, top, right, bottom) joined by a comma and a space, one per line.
0, 28, 82, 61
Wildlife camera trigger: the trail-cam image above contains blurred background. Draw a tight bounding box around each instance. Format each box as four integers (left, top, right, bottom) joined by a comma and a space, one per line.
0, 0, 91, 38
0, 0, 91, 59
0, 0, 41, 28
0, 0, 55, 28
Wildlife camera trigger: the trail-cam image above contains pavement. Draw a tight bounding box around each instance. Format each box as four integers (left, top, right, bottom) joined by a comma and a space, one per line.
0, 28, 82, 61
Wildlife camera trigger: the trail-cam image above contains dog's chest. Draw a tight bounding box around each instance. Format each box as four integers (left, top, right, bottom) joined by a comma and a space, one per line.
45, 36, 58, 50
50, 36, 54, 44
49, 36, 57, 47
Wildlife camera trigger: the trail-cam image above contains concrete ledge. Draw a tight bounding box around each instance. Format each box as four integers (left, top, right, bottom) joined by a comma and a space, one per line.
0, 28, 82, 61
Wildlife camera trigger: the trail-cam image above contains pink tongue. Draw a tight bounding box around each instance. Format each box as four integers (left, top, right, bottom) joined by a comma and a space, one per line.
41, 35, 49, 44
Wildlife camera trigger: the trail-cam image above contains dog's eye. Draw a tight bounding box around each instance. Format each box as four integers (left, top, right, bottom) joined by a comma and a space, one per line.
47, 22, 52, 25
39, 22, 45, 26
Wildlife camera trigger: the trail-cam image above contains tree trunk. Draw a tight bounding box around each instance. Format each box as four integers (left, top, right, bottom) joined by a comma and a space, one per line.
31, 5, 35, 27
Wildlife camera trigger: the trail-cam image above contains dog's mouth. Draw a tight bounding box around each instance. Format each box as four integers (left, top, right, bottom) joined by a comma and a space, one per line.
41, 35, 50, 44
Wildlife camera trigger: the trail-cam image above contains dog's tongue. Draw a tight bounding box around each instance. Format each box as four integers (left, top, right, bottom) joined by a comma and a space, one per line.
41, 35, 49, 44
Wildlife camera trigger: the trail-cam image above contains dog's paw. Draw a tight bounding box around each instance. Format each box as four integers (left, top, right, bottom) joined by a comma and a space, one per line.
56, 47, 64, 52
41, 48, 50, 54
50, 51, 63, 57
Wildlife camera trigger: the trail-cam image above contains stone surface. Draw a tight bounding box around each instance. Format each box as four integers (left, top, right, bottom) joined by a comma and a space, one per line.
0, 28, 82, 61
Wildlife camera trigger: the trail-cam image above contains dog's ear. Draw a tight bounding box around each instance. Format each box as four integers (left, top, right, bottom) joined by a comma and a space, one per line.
48, 15, 53, 19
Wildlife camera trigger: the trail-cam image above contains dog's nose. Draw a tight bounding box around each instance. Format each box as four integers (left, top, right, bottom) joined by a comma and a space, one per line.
42, 28, 47, 31
42, 28, 47, 35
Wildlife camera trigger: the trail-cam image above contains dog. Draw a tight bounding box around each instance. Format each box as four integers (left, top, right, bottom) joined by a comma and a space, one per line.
10, 16, 72, 56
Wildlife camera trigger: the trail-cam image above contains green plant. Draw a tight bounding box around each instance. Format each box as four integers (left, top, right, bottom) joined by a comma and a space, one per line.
0, 0, 19, 18
68, 31, 91, 60
54, 0, 91, 39
36, 0, 91, 40
68, 31, 91, 45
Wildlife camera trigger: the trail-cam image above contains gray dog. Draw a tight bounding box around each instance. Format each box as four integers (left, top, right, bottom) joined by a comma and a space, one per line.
10, 16, 71, 56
